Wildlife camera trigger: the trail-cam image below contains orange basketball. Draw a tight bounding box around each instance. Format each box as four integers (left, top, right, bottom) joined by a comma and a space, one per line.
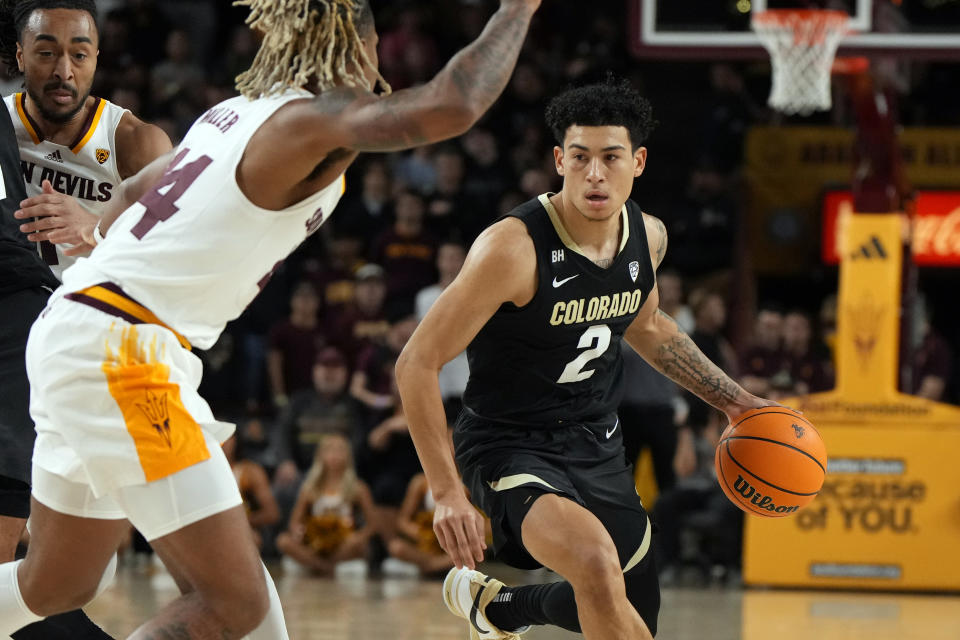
715, 407, 826, 517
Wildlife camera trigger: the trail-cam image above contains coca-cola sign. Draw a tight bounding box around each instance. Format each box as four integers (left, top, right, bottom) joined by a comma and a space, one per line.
823, 191, 960, 267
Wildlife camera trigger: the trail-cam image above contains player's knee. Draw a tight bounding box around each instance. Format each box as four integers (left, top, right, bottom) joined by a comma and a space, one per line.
568, 545, 622, 594
203, 569, 271, 634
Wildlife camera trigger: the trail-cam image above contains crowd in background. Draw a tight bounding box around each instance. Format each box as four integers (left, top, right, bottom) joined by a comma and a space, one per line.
2, 0, 957, 582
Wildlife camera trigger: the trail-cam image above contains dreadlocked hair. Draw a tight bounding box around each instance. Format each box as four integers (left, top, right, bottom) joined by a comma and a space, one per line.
234, 0, 389, 99
0, 0, 98, 73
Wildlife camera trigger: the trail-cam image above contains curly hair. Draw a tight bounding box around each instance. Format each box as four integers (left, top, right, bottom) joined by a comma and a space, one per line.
545, 75, 657, 151
0, 0, 98, 74
234, 0, 389, 99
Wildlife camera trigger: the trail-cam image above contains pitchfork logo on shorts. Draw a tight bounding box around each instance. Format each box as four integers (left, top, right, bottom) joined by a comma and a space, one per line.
628, 261, 640, 283
136, 390, 173, 448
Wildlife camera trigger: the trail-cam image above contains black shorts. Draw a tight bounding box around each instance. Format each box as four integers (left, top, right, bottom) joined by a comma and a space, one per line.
454, 409, 652, 572
0, 286, 50, 516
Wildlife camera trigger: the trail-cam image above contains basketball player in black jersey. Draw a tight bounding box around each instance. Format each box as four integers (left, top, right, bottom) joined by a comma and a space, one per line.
396, 77, 779, 639
0, 107, 113, 639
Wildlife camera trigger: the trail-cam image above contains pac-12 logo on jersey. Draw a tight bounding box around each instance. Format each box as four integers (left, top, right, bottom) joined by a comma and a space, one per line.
629, 261, 640, 283
96, 148, 110, 165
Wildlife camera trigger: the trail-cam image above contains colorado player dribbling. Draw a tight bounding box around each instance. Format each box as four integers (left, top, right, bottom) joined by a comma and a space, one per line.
396, 77, 779, 640
0, 0, 544, 638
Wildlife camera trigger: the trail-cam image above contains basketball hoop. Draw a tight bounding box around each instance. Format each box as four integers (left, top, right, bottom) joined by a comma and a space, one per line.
752, 9, 850, 115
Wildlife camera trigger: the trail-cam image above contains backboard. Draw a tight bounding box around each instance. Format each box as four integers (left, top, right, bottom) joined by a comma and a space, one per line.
630, 0, 960, 59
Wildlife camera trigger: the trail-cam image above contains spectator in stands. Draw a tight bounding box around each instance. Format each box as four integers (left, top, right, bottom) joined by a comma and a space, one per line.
425, 146, 484, 242
685, 290, 736, 427
774, 309, 834, 396
224, 433, 280, 552
276, 434, 374, 576
738, 304, 785, 397
415, 241, 470, 420
267, 282, 326, 409
665, 159, 738, 281
333, 159, 394, 245
377, 6, 440, 90
354, 364, 423, 566
653, 410, 742, 584
327, 264, 390, 365
910, 295, 952, 401
619, 345, 684, 493
271, 347, 359, 495
385, 472, 455, 577
370, 190, 438, 317
151, 28, 205, 104
461, 128, 510, 214
305, 234, 365, 325
657, 269, 695, 334
350, 315, 419, 417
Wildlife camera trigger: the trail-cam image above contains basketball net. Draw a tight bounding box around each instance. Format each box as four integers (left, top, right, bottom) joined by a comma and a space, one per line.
752, 9, 849, 115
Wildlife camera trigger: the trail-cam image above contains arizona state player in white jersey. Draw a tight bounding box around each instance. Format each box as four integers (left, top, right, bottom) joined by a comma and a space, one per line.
1, 0, 171, 279
397, 78, 780, 640
0, 0, 543, 638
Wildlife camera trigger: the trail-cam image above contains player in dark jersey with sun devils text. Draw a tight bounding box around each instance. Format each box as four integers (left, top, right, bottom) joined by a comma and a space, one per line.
397, 77, 777, 640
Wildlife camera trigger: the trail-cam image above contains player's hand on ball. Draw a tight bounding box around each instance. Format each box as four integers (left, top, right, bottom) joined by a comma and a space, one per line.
723, 394, 793, 426
433, 492, 487, 570
16, 179, 99, 247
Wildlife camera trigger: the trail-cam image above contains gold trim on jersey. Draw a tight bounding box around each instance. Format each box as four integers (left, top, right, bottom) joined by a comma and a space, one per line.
622, 516, 652, 573
14, 93, 106, 154
538, 193, 630, 258
15, 93, 41, 144
487, 473, 561, 493
67, 284, 192, 351
71, 97, 105, 153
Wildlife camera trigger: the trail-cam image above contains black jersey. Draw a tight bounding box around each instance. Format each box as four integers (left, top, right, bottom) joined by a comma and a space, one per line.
463, 194, 656, 425
0, 108, 58, 295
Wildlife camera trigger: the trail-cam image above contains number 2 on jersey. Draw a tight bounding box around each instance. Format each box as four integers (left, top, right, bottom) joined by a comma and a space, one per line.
131, 148, 212, 239
557, 324, 612, 384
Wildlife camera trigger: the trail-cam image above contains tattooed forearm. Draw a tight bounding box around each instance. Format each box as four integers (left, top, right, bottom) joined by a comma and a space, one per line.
447, 4, 535, 115
652, 311, 741, 407
342, 4, 534, 152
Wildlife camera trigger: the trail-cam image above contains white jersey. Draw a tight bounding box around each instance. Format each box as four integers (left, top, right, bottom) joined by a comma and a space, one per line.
62, 90, 344, 350
3, 93, 128, 279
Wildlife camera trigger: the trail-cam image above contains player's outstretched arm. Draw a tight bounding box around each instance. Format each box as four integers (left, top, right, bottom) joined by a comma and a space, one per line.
58, 148, 177, 254
303, 0, 540, 155
395, 218, 536, 569
624, 215, 770, 422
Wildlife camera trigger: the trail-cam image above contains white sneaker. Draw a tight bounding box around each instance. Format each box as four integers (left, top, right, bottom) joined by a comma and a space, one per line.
442, 567, 529, 639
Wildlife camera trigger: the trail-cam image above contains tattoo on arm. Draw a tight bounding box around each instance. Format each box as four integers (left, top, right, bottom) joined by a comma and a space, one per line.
448, 5, 533, 113
653, 217, 667, 267
338, 6, 533, 152
653, 310, 740, 407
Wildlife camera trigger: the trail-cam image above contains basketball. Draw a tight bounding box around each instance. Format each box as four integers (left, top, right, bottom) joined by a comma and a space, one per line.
715, 407, 826, 517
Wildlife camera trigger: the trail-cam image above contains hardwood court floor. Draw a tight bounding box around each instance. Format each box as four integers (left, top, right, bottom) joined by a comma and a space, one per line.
85, 560, 960, 639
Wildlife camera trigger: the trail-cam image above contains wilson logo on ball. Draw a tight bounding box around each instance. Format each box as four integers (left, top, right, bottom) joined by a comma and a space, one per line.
733, 475, 800, 514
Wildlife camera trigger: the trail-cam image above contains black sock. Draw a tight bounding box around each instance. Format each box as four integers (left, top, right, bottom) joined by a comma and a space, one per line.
13, 610, 115, 640
486, 582, 582, 633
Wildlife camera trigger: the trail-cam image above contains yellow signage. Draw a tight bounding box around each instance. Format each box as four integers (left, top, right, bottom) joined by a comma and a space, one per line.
744, 213, 960, 590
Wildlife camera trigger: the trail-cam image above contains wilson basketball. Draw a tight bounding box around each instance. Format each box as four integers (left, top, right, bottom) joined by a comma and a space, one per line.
715, 407, 826, 517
